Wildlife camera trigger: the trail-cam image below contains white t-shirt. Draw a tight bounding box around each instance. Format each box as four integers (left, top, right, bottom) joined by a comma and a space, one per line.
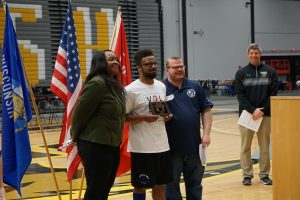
125, 79, 170, 153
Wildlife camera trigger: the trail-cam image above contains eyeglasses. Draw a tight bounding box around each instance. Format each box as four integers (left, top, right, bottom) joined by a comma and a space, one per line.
141, 62, 157, 68
168, 65, 185, 70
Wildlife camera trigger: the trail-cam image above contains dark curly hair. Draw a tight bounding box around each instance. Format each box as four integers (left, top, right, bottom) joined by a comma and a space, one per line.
134, 49, 154, 66
85, 51, 125, 96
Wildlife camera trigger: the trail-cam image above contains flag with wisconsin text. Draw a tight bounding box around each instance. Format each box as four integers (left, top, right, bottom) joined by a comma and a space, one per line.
50, 0, 82, 181
110, 8, 132, 176
1, 3, 32, 195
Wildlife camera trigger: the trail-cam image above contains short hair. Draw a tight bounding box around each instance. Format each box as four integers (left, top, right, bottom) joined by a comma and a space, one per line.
247, 43, 262, 54
134, 49, 154, 66
166, 56, 182, 68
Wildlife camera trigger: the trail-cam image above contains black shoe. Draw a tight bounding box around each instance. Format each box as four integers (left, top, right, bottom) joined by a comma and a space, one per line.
260, 177, 272, 185
242, 177, 252, 185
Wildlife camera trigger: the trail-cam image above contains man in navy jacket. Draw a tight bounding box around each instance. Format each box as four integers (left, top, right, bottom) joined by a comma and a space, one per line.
235, 43, 278, 186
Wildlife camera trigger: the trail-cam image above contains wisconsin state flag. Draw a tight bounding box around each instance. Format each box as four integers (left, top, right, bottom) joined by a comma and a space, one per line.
2, 3, 32, 195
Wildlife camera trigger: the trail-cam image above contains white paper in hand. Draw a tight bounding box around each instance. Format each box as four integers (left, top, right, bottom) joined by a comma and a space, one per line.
199, 144, 207, 167
59, 139, 73, 150
238, 110, 263, 132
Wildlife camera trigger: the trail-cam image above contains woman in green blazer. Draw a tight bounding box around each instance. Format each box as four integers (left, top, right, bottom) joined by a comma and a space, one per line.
71, 50, 125, 200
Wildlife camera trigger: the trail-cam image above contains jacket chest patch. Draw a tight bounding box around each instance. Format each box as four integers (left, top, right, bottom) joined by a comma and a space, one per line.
260, 71, 268, 77
187, 89, 196, 98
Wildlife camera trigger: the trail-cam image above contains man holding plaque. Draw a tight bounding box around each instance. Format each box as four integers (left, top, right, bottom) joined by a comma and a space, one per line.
125, 49, 172, 200
163, 56, 213, 200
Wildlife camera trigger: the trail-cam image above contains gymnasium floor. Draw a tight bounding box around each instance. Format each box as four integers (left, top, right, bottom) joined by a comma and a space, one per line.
3, 95, 275, 200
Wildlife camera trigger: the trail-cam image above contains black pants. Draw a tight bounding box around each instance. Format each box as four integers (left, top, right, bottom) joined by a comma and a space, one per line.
77, 140, 120, 200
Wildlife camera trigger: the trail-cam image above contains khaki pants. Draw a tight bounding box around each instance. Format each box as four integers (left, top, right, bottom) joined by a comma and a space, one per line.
239, 117, 271, 179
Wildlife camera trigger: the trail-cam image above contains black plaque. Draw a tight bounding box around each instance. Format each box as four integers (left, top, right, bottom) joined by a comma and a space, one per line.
149, 101, 170, 116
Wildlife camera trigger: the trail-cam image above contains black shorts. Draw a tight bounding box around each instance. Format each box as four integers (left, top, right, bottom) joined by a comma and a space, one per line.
131, 150, 173, 188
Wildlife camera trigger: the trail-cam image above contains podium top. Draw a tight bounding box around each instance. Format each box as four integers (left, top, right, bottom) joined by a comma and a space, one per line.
271, 96, 300, 100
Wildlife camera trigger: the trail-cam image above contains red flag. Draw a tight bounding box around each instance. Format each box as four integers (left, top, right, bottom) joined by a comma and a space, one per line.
110, 8, 132, 177
50, 1, 82, 181
110, 8, 132, 86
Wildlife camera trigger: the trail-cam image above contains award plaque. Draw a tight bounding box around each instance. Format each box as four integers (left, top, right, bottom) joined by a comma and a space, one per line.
149, 101, 170, 116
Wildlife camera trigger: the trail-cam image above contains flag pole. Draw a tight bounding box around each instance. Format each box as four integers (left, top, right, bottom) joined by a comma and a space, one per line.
69, 180, 72, 200
21, 61, 62, 200
67, 3, 73, 199
77, 169, 85, 200
109, 6, 122, 49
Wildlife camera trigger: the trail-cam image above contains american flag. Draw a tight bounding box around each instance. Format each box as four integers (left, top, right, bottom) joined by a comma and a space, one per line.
50, 1, 82, 181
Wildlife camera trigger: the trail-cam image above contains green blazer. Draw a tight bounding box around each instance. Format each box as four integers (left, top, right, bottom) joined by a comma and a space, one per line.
70, 75, 125, 146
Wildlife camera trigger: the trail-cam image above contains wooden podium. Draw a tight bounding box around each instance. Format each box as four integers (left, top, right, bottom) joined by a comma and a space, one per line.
271, 96, 300, 200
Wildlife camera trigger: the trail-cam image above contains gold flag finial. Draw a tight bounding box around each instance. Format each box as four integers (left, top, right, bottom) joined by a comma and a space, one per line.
2, 0, 7, 13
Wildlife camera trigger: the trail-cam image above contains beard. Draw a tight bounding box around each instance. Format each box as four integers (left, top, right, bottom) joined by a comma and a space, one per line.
143, 71, 157, 79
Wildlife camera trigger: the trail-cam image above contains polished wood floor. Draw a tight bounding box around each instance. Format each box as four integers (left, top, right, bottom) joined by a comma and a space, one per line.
113, 112, 273, 200
2, 98, 274, 200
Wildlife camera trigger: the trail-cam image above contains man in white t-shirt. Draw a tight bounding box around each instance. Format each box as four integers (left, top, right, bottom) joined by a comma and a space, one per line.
125, 49, 172, 200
